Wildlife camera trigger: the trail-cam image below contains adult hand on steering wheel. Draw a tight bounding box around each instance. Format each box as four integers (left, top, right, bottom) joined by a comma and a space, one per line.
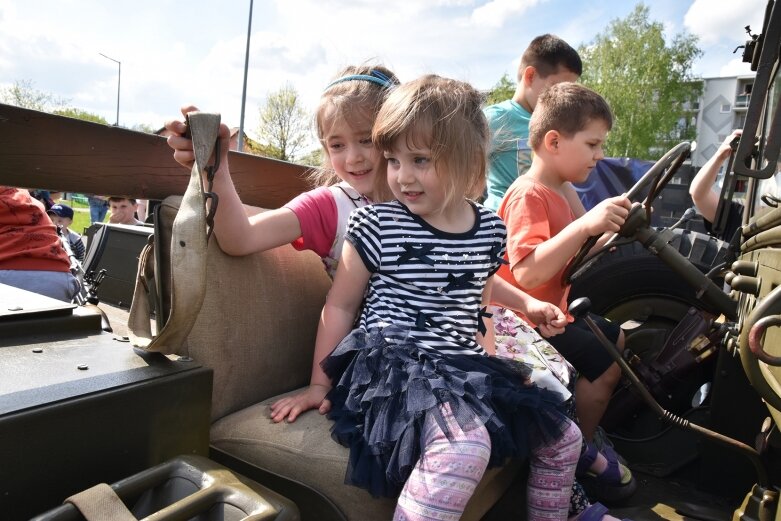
563, 142, 692, 285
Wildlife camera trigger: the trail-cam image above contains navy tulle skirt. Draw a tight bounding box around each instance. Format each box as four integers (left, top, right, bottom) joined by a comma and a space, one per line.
321, 325, 569, 498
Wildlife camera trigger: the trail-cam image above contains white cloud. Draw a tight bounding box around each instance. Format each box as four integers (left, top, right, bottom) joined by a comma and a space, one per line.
435, 0, 474, 5
1, 0, 763, 133
719, 57, 756, 77
684, 0, 765, 45
470, 0, 542, 28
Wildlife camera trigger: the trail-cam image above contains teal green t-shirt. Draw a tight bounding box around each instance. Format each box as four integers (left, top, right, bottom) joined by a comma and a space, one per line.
483, 100, 532, 211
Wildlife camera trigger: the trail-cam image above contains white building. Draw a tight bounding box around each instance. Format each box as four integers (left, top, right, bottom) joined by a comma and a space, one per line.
692, 74, 754, 169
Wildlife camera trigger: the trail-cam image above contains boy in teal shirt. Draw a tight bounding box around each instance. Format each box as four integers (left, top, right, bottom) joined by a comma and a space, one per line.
484, 34, 584, 213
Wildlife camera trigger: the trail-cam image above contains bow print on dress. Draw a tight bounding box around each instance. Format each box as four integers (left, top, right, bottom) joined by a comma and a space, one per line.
444, 272, 474, 292
490, 242, 509, 265
415, 310, 431, 329
397, 243, 436, 266
477, 306, 493, 336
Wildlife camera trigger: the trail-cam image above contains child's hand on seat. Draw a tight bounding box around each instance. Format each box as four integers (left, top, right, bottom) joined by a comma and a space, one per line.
579, 195, 631, 236
269, 384, 332, 423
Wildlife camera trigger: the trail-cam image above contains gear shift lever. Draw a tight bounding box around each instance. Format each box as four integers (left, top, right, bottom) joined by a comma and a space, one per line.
569, 297, 768, 486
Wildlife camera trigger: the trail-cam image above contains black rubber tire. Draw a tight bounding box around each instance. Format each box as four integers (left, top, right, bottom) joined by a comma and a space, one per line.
569, 228, 729, 320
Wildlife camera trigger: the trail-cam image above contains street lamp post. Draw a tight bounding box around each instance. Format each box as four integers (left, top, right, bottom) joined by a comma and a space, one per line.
99, 53, 121, 126
238, 0, 254, 152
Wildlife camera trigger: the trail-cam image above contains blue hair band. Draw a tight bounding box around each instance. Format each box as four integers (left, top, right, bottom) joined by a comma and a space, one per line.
324, 70, 395, 91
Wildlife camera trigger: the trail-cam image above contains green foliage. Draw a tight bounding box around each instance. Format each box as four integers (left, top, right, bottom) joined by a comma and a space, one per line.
297, 148, 324, 167
256, 83, 310, 162
70, 205, 94, 235
53, 107, 108, 125
484, 74, 516, 106
578, 3, 703, 159
0, 79, 68, 111
243, 137, 282, 158
131, 123, 158, 133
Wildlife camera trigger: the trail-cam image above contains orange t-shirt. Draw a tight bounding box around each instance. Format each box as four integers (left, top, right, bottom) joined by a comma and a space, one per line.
0, 187, 71, 273
496, 176, 575, 326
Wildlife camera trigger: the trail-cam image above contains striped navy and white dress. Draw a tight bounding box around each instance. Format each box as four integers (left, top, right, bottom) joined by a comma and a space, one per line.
321, 200, 568, 498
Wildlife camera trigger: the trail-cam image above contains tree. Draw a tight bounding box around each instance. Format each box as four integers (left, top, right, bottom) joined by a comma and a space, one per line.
244, 138, 282, 159
578, 4, 703, 159
256, 84, 310, 162
297, 148, 324, 167
131, 123, 158, 134
53, 107, 108, 125
0, 79, 68, 111
484, 74, 516, 106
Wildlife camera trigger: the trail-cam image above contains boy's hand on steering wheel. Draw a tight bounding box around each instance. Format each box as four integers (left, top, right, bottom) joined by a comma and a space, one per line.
581, 195, 632, 236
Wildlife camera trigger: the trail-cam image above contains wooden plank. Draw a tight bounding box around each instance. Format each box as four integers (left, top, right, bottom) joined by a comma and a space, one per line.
0, 103, 311, 209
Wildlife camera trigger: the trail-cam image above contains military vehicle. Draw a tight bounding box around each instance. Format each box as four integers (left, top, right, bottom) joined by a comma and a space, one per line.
1, 2, 780, 520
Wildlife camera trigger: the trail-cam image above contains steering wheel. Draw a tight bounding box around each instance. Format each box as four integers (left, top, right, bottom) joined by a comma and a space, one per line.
563, 142, 691, 285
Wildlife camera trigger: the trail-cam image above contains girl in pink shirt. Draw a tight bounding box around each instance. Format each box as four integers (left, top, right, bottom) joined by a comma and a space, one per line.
166, 65, 400, 280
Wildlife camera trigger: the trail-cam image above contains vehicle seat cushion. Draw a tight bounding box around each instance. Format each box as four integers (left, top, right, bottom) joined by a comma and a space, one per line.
210, 389, 522, 521
182, 235, 332, 422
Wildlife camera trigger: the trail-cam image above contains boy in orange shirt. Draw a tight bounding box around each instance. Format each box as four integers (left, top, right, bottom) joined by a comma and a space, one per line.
497, 82, 635, 491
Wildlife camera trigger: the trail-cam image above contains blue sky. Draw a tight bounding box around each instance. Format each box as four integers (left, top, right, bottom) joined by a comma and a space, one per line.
0, 0, 764, 151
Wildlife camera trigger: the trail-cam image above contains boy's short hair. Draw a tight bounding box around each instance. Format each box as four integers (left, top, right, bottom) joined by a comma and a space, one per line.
372, 74, 488, 209
528, 82, 613, 150
108, 196, 137, 204
518, 34, 582, 81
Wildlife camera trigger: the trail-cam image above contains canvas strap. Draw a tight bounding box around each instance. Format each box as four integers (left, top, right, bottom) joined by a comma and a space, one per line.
128, 112, 220, 353
65, 483, 137, 521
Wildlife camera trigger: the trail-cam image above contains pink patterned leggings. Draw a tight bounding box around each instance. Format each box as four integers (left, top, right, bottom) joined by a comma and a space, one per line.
394, 406, 581, 521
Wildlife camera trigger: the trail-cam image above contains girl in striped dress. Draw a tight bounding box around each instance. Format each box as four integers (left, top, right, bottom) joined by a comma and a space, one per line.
298, 74, 582, 521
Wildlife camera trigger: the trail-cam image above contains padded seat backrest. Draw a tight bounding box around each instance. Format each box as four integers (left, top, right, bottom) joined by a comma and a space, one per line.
157, 196, 331, 421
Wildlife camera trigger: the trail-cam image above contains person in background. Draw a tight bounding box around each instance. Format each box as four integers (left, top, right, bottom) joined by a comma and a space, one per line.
47, 203, 85, 263
108, 197, 144, 226
690, 129, 781, 243
0, 186, 80, 301
484, 34, 586, 217
30, 189, 56, 211
88, 195, 109, 224
689, 129, 747, 241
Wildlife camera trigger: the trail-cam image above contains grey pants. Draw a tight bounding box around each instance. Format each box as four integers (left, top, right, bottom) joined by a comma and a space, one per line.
0, 270, 80, 302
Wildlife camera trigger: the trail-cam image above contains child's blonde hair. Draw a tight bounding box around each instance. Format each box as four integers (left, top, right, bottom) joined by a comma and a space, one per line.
308, 64, 399, 196
529, 82, 612, 150
372, 74, 488, 211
